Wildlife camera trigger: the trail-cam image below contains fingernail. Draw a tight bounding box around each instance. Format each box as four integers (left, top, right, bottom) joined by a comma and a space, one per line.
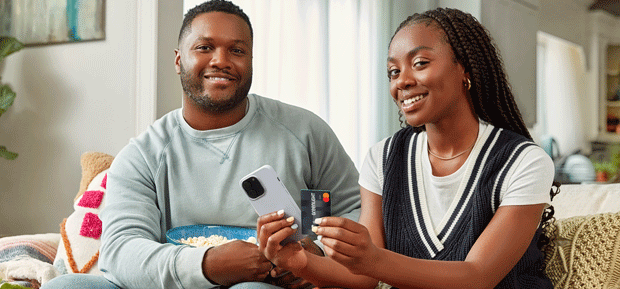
286, 216, 294, 223
317, 235, 322, 241
314, 218, 322, 225
311, 226, 318, 233
277, 209, 284, 216
291, 224, 298, 230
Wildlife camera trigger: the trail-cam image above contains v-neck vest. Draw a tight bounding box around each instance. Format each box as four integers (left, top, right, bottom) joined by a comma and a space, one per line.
381, 126, 552, 288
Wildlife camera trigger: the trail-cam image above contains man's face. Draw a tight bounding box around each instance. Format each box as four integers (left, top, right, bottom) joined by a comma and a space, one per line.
175, 12, 253, 113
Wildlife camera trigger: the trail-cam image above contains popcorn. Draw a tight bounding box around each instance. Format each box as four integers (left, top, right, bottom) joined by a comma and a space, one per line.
179, 235, 257, 247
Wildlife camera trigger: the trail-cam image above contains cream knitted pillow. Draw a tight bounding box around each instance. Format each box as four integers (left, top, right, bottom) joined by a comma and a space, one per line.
544, 212, 620, 289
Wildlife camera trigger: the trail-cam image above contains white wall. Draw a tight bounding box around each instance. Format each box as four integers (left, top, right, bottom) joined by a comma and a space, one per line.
539, 0, 592, 67
156, 1, 183, 118
0, 0, 138, 235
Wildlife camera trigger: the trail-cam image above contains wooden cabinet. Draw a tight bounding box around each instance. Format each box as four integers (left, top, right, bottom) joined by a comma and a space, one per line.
605, 45, 620, 131
592, 11, 620, 141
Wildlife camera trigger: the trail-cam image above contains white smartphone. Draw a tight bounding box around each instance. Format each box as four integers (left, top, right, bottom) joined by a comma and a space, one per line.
240, 165, 304, 245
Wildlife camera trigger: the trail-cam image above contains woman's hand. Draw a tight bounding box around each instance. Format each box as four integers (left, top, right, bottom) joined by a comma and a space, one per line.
256, 210, 307, 271
313, 217, 381, 275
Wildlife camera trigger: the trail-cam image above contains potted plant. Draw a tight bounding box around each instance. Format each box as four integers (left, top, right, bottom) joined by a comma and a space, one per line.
593, 161, 619, 182
0, 36, 24, 160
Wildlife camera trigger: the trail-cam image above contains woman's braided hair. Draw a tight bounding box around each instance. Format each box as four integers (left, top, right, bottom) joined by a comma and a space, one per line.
392, 7, 560, 249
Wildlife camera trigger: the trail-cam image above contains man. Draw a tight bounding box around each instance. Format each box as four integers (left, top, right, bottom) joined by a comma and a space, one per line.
44, 1, 360, 288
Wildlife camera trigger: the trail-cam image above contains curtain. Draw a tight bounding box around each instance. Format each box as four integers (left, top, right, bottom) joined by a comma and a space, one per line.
535, 32, 589, 156
183, 0, 401, 168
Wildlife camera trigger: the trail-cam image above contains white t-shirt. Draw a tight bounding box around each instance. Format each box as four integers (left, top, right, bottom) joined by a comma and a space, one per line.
359, 122, 554, 231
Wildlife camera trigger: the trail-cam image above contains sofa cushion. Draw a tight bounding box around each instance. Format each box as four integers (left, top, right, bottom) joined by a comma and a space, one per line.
543, 211, 620, 288
550, 184, 620, 219
53, 152, 113, 276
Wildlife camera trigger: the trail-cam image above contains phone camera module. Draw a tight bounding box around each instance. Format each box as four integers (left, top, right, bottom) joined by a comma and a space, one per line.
242, 177, 264, 199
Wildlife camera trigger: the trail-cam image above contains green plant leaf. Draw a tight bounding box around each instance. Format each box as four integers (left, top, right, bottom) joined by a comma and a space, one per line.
0, 146, 18, 160
0, 281, 31, 289
0, 37, 24, 63
0, 84, 16, 118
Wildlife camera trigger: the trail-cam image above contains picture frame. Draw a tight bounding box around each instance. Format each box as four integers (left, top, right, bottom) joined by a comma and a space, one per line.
0, 0, 105, 46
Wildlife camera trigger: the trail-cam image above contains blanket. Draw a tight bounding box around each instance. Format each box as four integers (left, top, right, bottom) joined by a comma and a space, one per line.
0, 234, 61, 288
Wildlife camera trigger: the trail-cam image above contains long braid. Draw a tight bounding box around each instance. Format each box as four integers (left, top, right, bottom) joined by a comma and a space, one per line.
390, 7, 560, 251
393, 8, 531, 139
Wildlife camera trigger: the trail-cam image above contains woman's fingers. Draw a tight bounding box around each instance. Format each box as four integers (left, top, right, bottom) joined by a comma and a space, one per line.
256, 209, 286, 239
257, 210, 294, 245
316, 232, 358, 258
256, 210, 299, 257
315, 216, 364, 234
314, 217, 362, 244
314, 217, 377, 275
321, 241, 356, 263
314, 216, 374, 257
262, 221, 298, 258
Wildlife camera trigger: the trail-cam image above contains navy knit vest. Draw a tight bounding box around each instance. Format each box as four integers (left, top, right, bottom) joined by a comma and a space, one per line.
382, 126, 552, 289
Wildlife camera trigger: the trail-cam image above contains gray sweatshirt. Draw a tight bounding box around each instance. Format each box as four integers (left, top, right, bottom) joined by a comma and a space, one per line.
99, 94, 361, 288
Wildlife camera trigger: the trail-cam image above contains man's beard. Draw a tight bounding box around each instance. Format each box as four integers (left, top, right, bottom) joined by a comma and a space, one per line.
179, 63, 252, 113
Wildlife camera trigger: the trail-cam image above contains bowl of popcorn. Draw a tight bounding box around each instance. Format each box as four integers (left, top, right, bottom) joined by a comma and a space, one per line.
166, 225, 257, 247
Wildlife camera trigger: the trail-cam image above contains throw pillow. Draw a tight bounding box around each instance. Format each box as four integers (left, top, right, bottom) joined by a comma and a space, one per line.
543, 212, 620, 289
53, 152, 114, 276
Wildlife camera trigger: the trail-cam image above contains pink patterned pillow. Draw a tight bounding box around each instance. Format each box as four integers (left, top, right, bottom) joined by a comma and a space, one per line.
53, 169, 107, 275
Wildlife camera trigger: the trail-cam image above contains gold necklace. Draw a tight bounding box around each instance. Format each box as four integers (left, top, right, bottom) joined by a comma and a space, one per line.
428, 142, 476, 161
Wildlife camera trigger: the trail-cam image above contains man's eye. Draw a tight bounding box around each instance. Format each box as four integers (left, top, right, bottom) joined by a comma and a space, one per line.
197, 45, 212, 51
414, 61, 429, 67
231, 48, 245, 55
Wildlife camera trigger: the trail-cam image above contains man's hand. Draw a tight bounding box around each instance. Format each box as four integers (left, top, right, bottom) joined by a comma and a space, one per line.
264, 237, 323, 289
202, 240, 273, 286
300, 236, 324, 257
265, 268, 314, 289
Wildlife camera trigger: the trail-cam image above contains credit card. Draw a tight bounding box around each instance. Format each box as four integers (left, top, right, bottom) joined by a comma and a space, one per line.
301, 189, 331, 235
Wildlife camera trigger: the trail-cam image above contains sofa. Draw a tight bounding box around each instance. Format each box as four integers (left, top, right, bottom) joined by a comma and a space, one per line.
1, 152, 620, 288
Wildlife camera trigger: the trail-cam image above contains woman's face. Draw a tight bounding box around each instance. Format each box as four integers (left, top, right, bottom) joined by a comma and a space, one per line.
387, 22, 469, 128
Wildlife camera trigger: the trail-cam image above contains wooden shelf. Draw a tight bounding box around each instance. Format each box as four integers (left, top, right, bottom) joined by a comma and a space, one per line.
598, 37, 620, 140
608, 101, 620, 107
597, 130, 620, 142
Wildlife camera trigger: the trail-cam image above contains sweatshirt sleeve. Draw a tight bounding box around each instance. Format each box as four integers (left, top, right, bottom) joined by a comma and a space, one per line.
99, 143, 216, 289
307, 115, 362, 222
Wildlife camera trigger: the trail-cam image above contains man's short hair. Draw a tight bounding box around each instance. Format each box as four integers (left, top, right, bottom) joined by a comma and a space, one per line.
178, 0, 253, 45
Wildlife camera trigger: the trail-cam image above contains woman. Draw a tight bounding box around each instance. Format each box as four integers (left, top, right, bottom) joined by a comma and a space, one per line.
257, 7, 556, 289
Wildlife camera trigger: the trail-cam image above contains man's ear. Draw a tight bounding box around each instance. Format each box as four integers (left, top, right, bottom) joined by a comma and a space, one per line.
174, 49, 181, 74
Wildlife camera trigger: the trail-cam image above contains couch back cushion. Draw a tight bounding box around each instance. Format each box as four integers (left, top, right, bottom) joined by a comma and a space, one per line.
550, 184, 620, 219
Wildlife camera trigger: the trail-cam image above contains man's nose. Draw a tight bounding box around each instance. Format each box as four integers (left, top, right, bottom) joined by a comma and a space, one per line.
209, 48, 232, 69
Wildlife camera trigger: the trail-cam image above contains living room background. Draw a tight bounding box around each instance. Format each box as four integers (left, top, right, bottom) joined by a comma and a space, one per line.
0, 0, 605, 236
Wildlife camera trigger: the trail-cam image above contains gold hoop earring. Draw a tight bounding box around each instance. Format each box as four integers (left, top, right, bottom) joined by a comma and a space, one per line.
465, 78, 471, 90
